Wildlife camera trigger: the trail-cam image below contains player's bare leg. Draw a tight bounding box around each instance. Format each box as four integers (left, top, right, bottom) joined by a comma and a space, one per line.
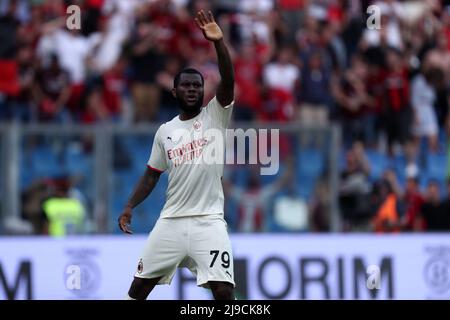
127, 276, 162, 300
209, 281, 234, 300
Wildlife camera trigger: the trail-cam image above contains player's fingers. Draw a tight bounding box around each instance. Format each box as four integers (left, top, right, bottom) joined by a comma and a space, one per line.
195, 11, 202, 24
118, 216, 131, 233
118, 220, 125, 232
200, 9, 209, 23
120, 220, 133, 234
207, 10, 215, 23
123, 224, 133, 234
202, 10, 211, 23
197, 10, 207, 25
195, 12, 203, 26
118, 216, 124, 231
194, 17, 204, 29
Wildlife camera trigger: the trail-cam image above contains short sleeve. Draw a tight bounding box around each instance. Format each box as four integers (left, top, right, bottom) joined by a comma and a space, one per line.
204, 96, 234, 129
147, 126, 167, 172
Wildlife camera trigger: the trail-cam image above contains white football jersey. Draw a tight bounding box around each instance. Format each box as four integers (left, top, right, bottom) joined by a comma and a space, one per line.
147, 97, 233, 218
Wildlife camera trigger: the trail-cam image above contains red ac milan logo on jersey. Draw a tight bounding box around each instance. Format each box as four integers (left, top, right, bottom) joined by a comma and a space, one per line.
137, 259, 143, 274
193, 120, 201, 131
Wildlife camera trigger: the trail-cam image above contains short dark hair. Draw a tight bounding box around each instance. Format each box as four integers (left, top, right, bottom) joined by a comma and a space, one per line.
173, 68, 204, 88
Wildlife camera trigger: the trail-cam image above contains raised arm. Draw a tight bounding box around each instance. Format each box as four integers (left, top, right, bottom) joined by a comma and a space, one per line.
118, 167, 161, 234
195, 10, 234, 107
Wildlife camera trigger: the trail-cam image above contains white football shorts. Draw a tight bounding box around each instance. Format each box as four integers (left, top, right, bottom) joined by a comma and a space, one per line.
134, 214, 235, 288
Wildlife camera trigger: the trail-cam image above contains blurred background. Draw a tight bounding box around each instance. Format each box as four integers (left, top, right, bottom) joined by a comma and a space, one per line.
0, 0, 450, 300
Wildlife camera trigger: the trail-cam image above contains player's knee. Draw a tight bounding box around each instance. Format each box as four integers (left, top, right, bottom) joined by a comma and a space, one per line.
210, 282, 234, 300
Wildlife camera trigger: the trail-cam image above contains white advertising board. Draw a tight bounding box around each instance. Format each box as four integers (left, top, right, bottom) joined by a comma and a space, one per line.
0, 234, 449, 300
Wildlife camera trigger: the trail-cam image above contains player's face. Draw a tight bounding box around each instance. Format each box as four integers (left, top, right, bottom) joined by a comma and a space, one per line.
173, 73, 204, 112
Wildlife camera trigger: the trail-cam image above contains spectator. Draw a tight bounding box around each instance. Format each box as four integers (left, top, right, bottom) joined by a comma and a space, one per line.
361, 4, 403, 51
240, 0, 274, 14
447, 114, 450, 178
263, 45, 299, 94
1, 44, 35, 122
37, 27, 99, 86
80, 85, 109, 124
0, 0, 21, 119
224, 163, 292, 232
128, 17, 166, 122
278, 0, 306, 44
420, 180, 450, 231
37, 24, 100, 117
102, 56, 128, 122
402, 139, 420, 181
423, 31, 450, 84
21, 179, 52, 235
339, 142, 373, 230
321, 20, 347, 72
188, 45, 220, 105
399, 172, 425, 231
272, 180, 309, 232
156, 55, 183, 122
382, 168, 403, 199
259, 82, 295, 122
332, 54, 376, 147
309, 175, 331, 232
88, 5, 130, 74
423, 31, 450, 129
41, 176, 87, 237
32, 53, 72, 122
371, 178, 402, 233
441, 178, 450, 222
0, 0, 20, 59
410, 67, 441, 153
233, 42, 263, 120
298, 50, 332, 131
381, 47, 411, 155
236, 2, 274, 48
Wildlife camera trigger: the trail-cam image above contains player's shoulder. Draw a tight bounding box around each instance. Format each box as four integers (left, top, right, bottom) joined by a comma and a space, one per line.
155, 121, 168, 137
161, 113, 181, 126
155, 115, 182, 136
204, 96, 219, 109
162, 114, 182, 128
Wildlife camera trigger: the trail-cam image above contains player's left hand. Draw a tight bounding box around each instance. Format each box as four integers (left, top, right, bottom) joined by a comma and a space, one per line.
195, 10, 223, 42
118, 207, 133, 234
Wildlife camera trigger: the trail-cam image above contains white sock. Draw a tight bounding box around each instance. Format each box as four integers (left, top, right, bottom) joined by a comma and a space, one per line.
125, 294, 136, 300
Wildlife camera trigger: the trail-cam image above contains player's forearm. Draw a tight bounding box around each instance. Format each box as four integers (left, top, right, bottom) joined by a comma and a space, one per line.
126, 169, 160, 209
214, 39, 234, 91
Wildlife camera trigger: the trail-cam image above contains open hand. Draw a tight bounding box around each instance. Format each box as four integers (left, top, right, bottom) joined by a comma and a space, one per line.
118, 207, 133, 234
195, 10, 223, 42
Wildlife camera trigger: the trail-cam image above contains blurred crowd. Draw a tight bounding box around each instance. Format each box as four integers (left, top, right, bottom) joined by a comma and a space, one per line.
339, 141, 450, 232
1, 0, 449, 134
19, 175, 90, 236
1, 0, 450, 234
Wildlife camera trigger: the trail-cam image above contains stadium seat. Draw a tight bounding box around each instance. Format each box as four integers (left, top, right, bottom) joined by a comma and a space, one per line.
426, 153, 448, 180
365, 150, 391, 181
294, 174, 315, 199
260, 163, 285, 185
295, 149, 325, 200
297, 149, 325, 178
30, 146, 65, 178
65, 149, 93, 175
393, 155, 407, 187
